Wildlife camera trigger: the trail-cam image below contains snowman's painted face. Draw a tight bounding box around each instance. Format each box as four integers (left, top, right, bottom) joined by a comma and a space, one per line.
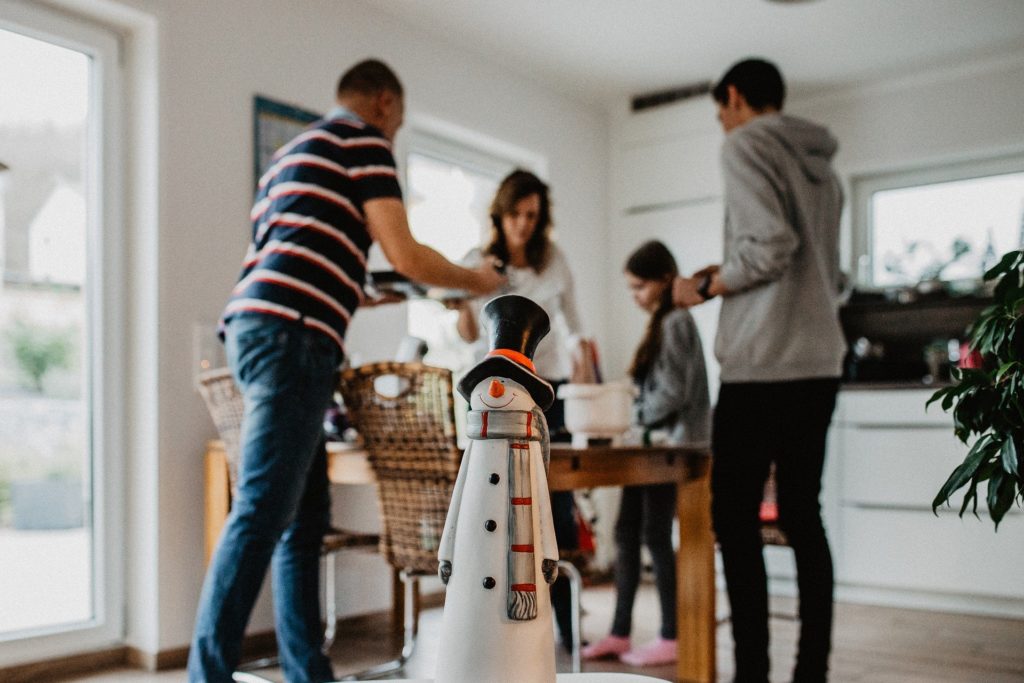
470, 376, 534, 411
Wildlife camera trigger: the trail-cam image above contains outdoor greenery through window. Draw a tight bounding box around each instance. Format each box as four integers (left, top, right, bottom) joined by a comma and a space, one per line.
856, 158, 1024, 287
0, 24, 91, 637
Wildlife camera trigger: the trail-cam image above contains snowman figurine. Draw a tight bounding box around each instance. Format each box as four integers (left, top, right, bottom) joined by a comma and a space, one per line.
435, 294, 559, 683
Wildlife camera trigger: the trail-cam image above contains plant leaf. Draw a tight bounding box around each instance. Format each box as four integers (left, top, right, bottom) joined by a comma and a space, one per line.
942, 388, 960, 412
987, 469, 1005, 520
984, 250, 1022, 281
1001, 438, 1019, 476
995, 361, 1018, 383
959, 481, 979, 518
989, 471, 1017, 528
933, 436, 992, 511
926, 387, 948, 410
993, 268, 1021, 305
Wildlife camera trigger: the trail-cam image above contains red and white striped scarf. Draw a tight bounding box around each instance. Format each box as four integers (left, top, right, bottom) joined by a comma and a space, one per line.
466, 408, 549, 620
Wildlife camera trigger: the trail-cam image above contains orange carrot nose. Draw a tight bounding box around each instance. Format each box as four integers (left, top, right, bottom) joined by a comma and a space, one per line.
488, 380, 505, 398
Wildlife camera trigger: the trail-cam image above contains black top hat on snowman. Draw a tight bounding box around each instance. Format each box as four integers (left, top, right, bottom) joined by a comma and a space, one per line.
458, 294, 554, 410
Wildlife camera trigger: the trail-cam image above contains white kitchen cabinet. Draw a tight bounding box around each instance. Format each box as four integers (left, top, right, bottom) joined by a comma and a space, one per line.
841, 508, 1024, 598
839, 426, 970, 508
824, 388, 1024, 618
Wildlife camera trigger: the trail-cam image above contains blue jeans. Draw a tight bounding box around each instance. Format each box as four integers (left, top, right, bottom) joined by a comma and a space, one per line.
188, 314, 340, 683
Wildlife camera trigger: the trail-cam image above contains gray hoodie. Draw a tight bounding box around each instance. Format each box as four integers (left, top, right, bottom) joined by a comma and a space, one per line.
716, 113, 846, 383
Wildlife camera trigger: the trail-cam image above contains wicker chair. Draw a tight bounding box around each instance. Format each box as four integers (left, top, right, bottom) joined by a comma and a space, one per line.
196, 367, 379, 681
336, 361, 463, 680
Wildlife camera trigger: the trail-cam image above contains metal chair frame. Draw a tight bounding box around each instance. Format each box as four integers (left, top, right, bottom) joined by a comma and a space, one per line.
558, 558, 583, 673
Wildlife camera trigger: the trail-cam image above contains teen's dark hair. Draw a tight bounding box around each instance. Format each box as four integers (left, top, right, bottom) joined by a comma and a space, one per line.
625, 240, 679, 382
337, 59, 403, 97
485, 169, 553, 272
712, 58, 785, 111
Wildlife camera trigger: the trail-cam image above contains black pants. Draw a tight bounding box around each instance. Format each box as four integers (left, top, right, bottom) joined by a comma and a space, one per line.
545, 380, 579, 649
610, 483, 677, 640
712, 379, 839, 683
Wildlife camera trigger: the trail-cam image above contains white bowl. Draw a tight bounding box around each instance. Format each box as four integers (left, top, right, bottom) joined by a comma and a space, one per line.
557, 382, 635, 442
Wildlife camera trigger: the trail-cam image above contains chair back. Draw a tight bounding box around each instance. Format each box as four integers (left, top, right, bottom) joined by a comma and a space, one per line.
197, 367, 245, 496
338, 362, 461, 575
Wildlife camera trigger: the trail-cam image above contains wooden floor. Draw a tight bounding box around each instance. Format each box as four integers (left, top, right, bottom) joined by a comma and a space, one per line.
66, 583, 1024, 682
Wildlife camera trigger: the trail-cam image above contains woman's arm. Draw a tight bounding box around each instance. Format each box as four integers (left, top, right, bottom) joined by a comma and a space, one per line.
455, 304, 479, 342
554, 248, 584, 337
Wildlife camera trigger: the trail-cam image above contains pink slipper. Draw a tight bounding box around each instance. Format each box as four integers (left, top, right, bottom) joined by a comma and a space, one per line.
581, 634, 631, 660
619, 637, 678, 666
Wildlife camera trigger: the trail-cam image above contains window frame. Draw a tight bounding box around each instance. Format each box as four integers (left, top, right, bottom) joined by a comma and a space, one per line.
0, 0, 125, 665
852, 152, 1024, 286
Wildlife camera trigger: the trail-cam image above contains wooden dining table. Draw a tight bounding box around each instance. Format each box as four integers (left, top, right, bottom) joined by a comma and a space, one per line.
204, 440, 715, 683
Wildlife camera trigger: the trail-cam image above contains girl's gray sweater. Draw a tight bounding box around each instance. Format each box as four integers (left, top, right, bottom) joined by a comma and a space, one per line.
635, 308, 711, 446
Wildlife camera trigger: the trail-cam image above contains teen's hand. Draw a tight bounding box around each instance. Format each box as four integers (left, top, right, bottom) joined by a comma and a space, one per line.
672, 276, 706, 308
692, 264, 720, 279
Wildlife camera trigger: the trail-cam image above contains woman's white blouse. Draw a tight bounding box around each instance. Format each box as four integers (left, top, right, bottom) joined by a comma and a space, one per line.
461, 243, 582, 380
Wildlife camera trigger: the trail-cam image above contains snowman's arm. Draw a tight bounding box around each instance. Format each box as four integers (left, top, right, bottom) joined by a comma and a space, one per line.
532, 444, 559, 584
532, 406, 550, 471
438, 441, 472, 578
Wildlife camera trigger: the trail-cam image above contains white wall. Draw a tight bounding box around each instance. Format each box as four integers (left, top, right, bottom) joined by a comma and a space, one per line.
60, 0, 609, 656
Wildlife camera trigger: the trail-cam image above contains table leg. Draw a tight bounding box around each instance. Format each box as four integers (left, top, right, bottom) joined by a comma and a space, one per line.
205, 445, 231, 565
676, 459, 715, 683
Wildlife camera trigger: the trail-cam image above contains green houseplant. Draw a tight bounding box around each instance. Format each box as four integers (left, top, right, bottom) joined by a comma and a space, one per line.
928, 249, 1023, 527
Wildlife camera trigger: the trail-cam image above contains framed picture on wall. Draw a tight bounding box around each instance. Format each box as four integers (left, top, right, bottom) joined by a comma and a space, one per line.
252, 94, 321, 187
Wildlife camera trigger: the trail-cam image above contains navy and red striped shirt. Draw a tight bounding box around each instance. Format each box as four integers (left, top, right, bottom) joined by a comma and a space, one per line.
221, 108, 402, 354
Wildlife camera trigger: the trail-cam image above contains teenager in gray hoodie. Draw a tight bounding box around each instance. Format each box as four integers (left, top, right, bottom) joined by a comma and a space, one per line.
674, 59, 845, 683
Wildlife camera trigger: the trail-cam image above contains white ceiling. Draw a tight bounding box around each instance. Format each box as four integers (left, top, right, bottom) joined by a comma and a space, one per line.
363, 0, 1024, 105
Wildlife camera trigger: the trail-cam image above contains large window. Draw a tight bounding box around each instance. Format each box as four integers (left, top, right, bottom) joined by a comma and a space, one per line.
403, 131, 531, 372
0, 2, 123, 665
854, 155, 1024, 287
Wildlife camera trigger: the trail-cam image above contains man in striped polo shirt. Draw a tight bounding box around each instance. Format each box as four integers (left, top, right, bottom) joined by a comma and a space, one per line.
189, 60, 504, 683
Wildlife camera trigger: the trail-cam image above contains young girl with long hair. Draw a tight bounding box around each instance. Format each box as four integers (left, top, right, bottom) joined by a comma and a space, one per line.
582, 239, 710, 667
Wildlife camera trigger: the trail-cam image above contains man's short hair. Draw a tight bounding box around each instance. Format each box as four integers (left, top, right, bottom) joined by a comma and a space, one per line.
712, 58, 785, 111
336, 59, 403, 98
